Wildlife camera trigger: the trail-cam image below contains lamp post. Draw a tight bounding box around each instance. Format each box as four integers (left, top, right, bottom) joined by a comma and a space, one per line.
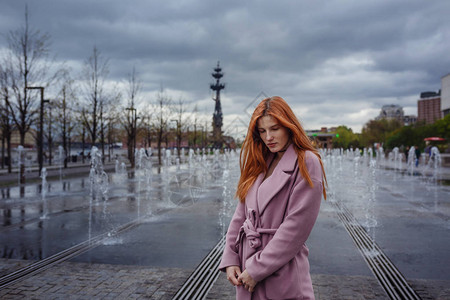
26, 86, 49, 177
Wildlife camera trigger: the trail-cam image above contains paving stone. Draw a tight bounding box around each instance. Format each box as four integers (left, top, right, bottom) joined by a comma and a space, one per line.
0, 258, 449, 299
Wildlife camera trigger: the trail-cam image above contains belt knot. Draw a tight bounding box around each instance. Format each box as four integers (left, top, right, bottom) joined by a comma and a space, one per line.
243, 217, 261, 248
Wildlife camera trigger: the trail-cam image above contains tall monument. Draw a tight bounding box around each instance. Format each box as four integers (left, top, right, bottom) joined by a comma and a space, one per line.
210, 61, 225, 148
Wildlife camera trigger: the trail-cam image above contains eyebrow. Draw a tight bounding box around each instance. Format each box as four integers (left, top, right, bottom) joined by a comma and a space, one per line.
258, 124, 279, 130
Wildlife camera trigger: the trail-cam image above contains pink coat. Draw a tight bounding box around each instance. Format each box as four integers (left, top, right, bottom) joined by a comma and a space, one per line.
219, 145, 323, 300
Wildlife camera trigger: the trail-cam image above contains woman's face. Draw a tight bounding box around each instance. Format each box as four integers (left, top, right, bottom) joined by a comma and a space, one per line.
257, 115, 290, 153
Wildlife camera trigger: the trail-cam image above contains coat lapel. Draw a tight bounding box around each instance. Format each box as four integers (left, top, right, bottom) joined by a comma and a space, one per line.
245, 172, 264, 213
257, 144, 297, 215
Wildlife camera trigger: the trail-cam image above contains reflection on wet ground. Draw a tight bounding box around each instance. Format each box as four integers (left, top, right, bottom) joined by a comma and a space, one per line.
0, 154, 239, 271
322, 153, 450, 280
0, 150, 449, 287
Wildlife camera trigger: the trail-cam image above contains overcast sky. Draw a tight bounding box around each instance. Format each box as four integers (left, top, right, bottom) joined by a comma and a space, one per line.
1, 0, 449, 136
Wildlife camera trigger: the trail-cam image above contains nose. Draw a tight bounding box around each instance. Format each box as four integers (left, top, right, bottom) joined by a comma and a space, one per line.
266, 131, 274, 141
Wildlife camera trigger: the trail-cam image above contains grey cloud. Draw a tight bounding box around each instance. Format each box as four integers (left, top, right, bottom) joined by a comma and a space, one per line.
1, 0, 449, 133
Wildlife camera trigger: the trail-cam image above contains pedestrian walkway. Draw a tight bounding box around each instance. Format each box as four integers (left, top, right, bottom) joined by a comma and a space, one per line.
1, 258, 449, 299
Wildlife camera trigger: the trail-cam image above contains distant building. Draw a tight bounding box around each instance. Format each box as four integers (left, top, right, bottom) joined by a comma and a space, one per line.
306, 129, 334, 149
417, 91, 442, 124
403, 115, 417, 126
8, 129, 36, 149
441, 74, 450, 117
376, 104, 404, 122
375, 104, 417, 125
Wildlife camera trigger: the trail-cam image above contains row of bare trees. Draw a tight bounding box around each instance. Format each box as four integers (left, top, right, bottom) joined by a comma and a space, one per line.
0, 8, 213, 174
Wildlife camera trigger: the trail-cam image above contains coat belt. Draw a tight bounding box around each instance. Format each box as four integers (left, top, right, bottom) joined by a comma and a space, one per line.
235, 211, 277, 249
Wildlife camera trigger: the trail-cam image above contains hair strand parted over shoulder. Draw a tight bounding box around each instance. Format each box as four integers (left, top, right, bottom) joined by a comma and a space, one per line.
236, 96, 327, 202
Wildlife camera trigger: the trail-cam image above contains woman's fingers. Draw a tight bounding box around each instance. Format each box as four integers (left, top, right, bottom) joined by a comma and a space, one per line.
237, 270, 257, 292
226, 266, 242, 286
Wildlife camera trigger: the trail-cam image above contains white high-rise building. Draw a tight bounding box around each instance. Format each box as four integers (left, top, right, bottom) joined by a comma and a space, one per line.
441, 74, 450, 117
376, 104, 404, 122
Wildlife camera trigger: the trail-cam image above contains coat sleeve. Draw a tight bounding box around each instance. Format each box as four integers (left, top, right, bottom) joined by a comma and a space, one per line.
245, 154, 323, 282
218, 200, 246, 271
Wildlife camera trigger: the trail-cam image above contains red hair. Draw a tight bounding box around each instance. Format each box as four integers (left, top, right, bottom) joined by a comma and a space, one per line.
236, 96, 327, 202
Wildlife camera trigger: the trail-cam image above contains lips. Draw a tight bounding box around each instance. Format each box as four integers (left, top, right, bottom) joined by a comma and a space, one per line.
267, 143, 276, 148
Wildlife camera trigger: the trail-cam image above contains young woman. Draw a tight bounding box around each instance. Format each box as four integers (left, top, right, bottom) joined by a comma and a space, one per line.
219, 96, 326, 299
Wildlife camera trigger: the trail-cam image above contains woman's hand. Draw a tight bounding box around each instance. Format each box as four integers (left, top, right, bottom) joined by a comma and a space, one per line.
238, 269, 257, 293
225, 266, 242, 286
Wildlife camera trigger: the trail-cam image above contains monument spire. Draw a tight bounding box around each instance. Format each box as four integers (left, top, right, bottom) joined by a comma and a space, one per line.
210, 61, 225, 148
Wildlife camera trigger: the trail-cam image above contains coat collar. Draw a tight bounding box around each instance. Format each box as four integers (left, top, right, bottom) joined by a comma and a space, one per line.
256, 144, 298, 214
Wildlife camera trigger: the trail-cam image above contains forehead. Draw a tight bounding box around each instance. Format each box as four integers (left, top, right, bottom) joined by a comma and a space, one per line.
257, 115, 279, 128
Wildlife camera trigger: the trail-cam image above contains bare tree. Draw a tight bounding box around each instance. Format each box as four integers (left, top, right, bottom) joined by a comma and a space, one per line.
0, 66, 14, 172
81, 46, 109, 149
173, 98, 187, 158
140, 108, 153, 150
72, 103, 90, 163
202, 110, 210, 149
53, 71, 77, 168
105, 107, 120, 162
100, 89, 120, 162
5, 7, 55, 146
153, 87, 172, 165
122, 67, 141, 168
80, 108, 88, 163
191, 104, 200, 148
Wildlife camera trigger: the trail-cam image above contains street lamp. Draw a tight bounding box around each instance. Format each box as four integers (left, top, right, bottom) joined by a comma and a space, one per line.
26, 86, 49, 176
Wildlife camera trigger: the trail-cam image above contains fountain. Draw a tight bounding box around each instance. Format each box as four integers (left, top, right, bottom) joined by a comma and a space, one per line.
389, 147, 403, 170
427, 146, 442, 169
322, 146, 449, 288
40, 167, 49, 219
57, 145, 65, 181
376, 146, 384, 165
0, 143, 241, 268
89, 146, 109, 203
188, 148, 195, 168
407, 146, 416, 175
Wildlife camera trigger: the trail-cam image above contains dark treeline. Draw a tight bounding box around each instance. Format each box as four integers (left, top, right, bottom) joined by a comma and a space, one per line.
332, 115, 449, 153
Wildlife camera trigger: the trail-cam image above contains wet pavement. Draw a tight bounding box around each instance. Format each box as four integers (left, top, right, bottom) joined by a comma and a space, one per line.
0, 154, 449, 299
324, 156, 450, 282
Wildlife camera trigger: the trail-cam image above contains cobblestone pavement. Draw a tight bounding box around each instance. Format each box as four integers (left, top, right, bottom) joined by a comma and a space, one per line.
0, 260, 191, 300
208, 272, 450, 300
1, 259, 450, 299
209, 272, 393, 300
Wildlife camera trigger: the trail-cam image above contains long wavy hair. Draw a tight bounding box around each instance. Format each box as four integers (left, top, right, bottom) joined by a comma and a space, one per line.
236, 96, 327, 202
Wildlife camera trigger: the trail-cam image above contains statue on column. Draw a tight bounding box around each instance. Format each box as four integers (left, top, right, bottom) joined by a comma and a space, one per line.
210, 62, 225, 149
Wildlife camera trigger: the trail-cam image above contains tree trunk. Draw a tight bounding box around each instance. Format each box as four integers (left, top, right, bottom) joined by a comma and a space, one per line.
6, 136, 12, 173
82, 127, 86, 164
157, 129, 162, 166
1, 136, 4, 169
